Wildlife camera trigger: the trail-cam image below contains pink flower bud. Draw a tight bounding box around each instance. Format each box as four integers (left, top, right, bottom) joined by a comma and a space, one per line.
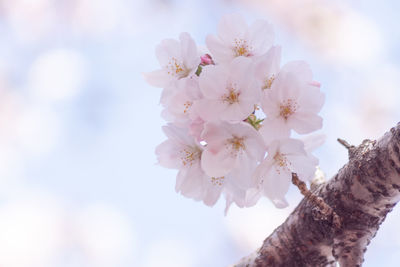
200, 54, 214, 65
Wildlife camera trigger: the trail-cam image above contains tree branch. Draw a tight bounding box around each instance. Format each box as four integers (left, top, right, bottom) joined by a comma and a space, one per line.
232, 122, 400, 267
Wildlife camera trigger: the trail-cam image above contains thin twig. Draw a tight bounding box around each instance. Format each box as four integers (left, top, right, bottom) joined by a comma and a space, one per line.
337, 138, 353, 150
292, 173, 341, 228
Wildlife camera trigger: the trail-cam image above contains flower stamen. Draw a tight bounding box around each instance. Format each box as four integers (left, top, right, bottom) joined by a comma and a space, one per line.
183, 101, 192, 114
233, 38, 252, 57
279, 99, 298, 120
263, 75, 275, 90
167, 57, 188, 78
211, 176, 225, 186
223, 85, 240, 104
226, 136, 246, 154
180, 147, 201, 166
273, 152, 291, 174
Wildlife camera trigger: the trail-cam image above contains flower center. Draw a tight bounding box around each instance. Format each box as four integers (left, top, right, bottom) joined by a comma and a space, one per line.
180, 146, 201, 166
263, 75, 275, 90
167, 57, 188, 78
223, 87, 240, 104
273, 152, 291, 174
211, 176, 225, 186
226, 136, 245, 155
233, 38, 252, 57
279, 99, 298, 120
183, 101, 192, 114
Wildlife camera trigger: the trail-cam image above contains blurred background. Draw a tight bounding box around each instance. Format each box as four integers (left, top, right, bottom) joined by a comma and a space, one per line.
0, 0, 399, 266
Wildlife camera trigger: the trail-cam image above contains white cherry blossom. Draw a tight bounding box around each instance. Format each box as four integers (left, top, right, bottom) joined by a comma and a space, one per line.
253, 138, 318, 208
254, 46, 281, 92
195, 57, 261, 122
144, 32, 200, 88
260, 61, 325, 143
223, 184, 261, 215
149, 15, 325, 211
155, 124, 223, 206
206, 14, 274, 64
161, 77, 202, 124
201, 121, 265, 189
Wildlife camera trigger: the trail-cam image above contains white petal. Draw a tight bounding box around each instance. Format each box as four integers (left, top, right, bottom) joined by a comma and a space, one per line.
272, 198, 289, 209
156, 38, 180, 66
301, 132, 326, 153
219, 102, 251, 122
195, 99, 225, 122
201, 122, 227, 147
298, 86, 325, 113
279, 138, 306, 155
263, 166, 291, 209
247, 19, 274, 56
143, 69, 170, 88
217, 14, 247, 44
202, 177, 223, 206
244, 133, 266, 161
229, 56, 253, 82
280, 61, 313, 83
155, 140, 181, 169
176, 164, 204, 199
287, 148, 319, 180
179, 32, 200, 69
229, 154, 258, 189
199, 65, 228, 99
205, 34, 233, 64
254, 46, 281, 83
259, 118, 290, 145
162, 123, 196, 146
290, 112, 323, 134
201, 148, 235, 177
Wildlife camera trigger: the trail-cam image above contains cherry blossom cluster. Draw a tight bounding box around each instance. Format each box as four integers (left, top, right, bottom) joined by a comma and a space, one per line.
145, 14, 325, 211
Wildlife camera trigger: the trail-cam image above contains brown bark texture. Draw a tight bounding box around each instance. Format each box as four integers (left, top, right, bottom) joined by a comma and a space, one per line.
233, 122, 400, 267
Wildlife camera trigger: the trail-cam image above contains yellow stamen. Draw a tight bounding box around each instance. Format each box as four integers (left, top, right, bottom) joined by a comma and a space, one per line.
183, 101, 192, 114
273, 152, 291, 174
263, 75, 275, 90
279, 99, 298, 120
167, 57, 187, 78
223, 89, 240, 104
227, 136, 245, 152
233, 38, 252, 57
211, 176, 225, 186
180, 147, 200, 166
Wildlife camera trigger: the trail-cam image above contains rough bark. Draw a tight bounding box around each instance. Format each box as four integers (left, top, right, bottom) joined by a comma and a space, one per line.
232, 122, 400, 267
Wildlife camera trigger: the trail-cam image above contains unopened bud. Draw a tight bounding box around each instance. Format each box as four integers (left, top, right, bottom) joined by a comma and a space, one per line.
200, 54, 214, 66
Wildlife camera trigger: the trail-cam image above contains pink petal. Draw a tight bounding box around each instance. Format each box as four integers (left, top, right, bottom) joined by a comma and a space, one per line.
280, 61, 313, 83
290, 112, 323, 134
259, 118, 290, 145
219, 102, 251, 122
156, 38, 180, 66
298, 86, 325, 113
201, 148, 235, 177
263, 166, 291, 209
179, 32, 200, 69
254, 46, 281, 83
199, 65, 228, 99
287, 154, 318, 182
195, 98, 225, 122
155, 140, 181, 169
205, 35, 233, 64
247, 19, 274, 56
217, 14, 247, 43
301, 132, 326, 153
229, 154, 258, 189
143, 69, 170, 88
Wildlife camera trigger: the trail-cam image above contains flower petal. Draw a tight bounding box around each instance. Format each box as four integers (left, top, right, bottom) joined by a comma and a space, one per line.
143, 69, 170, 88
